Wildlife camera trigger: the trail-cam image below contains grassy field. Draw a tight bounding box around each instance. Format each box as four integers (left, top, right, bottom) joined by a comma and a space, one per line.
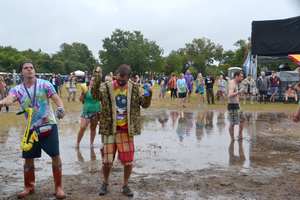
0, 84, 298, 128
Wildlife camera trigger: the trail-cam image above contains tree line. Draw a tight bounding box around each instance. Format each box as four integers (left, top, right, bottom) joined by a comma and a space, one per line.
0, 29, 252, 76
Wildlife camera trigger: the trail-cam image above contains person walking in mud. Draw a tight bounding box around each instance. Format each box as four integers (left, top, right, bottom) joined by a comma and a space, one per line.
76, 76, 101, 148
92, 64, 152, 197
0, 76, 9, 112
184, 69, 194, 102
227, 71, 244, 141
293, 102, 300, 122
0, 61, 66, 199
67, 72, 77, 102
177, 73, 188, 107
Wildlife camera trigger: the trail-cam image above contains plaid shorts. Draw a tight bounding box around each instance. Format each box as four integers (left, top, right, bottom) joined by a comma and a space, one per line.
228, 104, 244, 125
101, 129, 134, 165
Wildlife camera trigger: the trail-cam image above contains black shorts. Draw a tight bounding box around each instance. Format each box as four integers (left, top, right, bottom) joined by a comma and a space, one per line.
178, 92, 187, 98
22, 124, 60, 159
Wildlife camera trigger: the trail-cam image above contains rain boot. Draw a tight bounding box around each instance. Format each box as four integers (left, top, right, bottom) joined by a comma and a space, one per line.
17, 166, 35, 199
52, 165, 66, 199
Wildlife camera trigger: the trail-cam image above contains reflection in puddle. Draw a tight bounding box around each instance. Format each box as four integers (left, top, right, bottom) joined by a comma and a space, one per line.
135, 110, 253, 173
0, 110, 298, 197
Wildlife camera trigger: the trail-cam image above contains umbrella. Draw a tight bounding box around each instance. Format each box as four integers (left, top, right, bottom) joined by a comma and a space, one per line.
288, 54, 300, 66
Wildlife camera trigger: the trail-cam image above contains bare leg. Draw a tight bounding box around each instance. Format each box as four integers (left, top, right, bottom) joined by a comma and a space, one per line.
52, 156, 65, 199
17, 159, 35, 198
102, 164, 112, 184
123, 164, 133, 186
89, 116, 98, 147
72, 91, 76, 102
229, 124, 234, 141
238, 121, 244, 140
67, 91, 71, 102
76, 118, 88, 148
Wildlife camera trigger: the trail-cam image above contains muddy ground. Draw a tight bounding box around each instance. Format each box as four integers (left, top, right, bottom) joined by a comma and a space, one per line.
1, 107, 300, 200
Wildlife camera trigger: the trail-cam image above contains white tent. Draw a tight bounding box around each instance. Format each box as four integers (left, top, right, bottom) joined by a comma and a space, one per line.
74, 70, 85, 76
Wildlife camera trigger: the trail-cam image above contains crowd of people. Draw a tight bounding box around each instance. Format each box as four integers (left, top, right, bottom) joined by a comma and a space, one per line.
154, 70, 300, 105
1, 61, 300, 199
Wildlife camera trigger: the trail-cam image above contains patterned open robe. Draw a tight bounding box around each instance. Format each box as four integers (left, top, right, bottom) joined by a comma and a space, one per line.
92, 74, 152, 137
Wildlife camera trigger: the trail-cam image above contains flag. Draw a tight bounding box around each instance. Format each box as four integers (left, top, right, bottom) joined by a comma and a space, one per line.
288, 54, 300, 66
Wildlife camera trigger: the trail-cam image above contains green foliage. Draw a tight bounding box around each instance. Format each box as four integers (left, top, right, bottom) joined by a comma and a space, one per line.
164, 51, 185, 75
0, 43, 97, 74
177, 37, 224, 75
99, 29, 164, 75
52, 42, 97, 74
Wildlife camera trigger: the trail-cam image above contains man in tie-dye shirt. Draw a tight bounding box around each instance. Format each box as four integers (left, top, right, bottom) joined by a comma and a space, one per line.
0, 61, 66, 199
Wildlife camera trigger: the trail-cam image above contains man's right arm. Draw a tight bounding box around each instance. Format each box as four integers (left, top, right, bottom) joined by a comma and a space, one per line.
0, 94, 16, 107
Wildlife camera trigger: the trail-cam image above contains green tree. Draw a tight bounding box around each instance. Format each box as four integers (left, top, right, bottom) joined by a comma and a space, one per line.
164, 51, 185, 75
99, 29, 164, 74
52, 42, 97, 74
179, 37, 224, 75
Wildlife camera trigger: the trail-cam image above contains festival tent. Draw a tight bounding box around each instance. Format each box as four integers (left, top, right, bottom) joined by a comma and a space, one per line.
251, 16, 300, 56
248, 16, 300, 80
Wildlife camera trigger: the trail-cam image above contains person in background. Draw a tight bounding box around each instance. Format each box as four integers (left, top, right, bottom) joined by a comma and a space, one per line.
240, 76, 249, 104
216, 74, 227, 104
177, 73, 188, 108
0, 61, 66, 199
269, 71, 280, 103
195, 73, 205, 104
50, 74, 58, 93
0, 76, 9, 112
227, 71, 244, 141
76, 76, 101, 148
159, 78, 167, 99
205, 75, 215, 104
248, 75, 257, 104
284, 85, 298, 103
257, 71, 269, 103
293, 82, 300, 122
56, 74, 63, 97
168, 73, 177, 99
293, 103, 300, 122
184, 69, 194, 102
67, 73, 77, 102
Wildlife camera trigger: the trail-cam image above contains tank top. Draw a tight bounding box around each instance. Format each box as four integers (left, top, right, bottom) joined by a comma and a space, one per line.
82, 90, 101, 113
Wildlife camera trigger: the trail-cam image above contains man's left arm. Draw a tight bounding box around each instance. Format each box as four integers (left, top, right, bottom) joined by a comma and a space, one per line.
51, 94, 65, 119
51, 94, 64, 108
45, 80, 65, 119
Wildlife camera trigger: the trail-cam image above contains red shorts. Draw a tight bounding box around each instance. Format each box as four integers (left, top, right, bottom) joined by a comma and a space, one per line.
101, 129, 134, 165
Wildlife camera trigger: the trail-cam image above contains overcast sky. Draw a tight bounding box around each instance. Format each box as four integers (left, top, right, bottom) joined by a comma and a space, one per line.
0, 0, 299, 58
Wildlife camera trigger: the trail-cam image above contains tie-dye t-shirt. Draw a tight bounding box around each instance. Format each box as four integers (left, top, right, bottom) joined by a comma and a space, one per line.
9, 78, 57, 128
113, 80, 128, 131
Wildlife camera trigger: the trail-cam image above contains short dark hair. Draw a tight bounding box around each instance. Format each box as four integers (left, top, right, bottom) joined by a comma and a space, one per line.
233, 70, 242, 78
19, 60, 36, 73
116, 64, 131, 77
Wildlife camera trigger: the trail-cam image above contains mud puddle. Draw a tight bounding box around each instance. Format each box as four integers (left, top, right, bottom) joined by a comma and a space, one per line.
1, 110, 300, 199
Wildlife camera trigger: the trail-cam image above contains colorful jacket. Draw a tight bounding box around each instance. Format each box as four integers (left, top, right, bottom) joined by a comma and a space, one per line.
92, 74, 152, 136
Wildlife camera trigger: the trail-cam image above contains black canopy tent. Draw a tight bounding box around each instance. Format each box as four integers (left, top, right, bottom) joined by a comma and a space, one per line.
251, 16, 300, 56
251, 16, 300, 101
